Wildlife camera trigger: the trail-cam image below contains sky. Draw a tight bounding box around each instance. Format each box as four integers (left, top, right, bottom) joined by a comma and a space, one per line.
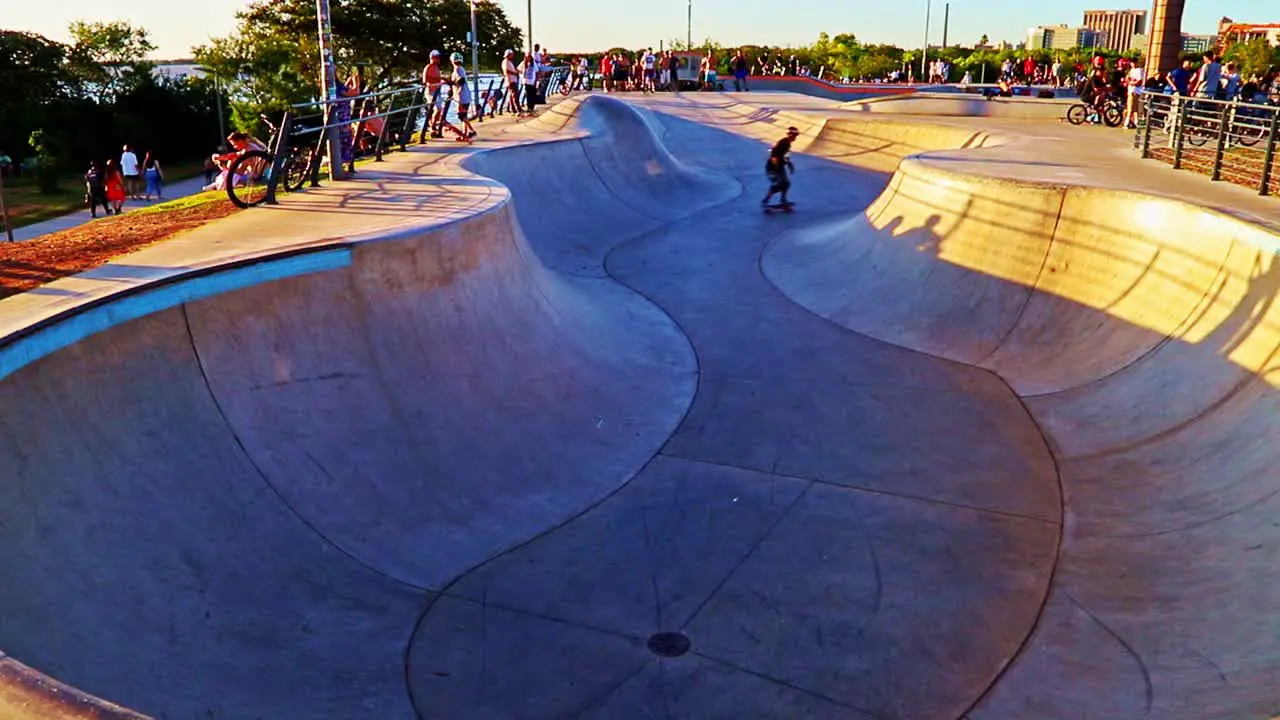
4, 0, 1275, 59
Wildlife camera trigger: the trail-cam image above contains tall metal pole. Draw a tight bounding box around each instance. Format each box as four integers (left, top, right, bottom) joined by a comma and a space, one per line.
316, 0, 345, 180
921, 0, 931, 80
527, 0, 533, 55
942, 3, 950, 48
470, 0, 480, 115
687, 0, 692, 49
213, 74, 226, 142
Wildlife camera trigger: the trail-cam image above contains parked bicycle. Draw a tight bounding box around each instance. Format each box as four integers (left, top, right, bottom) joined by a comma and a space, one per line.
226, 114, 317, 209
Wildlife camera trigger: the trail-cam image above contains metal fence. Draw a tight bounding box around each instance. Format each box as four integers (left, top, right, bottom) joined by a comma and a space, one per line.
1134, 93, 1280, 197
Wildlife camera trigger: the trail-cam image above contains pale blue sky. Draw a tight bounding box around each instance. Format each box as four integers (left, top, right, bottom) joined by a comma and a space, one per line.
5, 0, 1274, 58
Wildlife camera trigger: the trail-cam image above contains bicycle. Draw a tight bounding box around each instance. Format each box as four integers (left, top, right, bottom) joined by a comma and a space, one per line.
1066, 95, 1123, 127
225, 114, 317, 209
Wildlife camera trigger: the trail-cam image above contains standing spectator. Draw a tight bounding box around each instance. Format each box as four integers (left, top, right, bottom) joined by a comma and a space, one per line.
1190, 51, 1221, 99
84, 162, 109, 218
600, 53, 613, 93
1221, 61, 1241, 101
502, 49, 522, 114
1124, 59, 1146, 129
732, 49, 750, 92
668, 51, 681, 91
642, 48, 657, 93
143, 153, 164, 201
1169, 57, 1194, 96
420, 50, 445, 141
120, 145, 140, 199
521, 51, 539, 115
104, 159, 126, 215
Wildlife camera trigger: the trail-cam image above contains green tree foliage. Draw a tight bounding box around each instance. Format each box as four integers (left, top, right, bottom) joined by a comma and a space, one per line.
194, 0, 521, 132
0, 25, 222, 178
1222, 37, 1280, 78
65, 20, 157, 101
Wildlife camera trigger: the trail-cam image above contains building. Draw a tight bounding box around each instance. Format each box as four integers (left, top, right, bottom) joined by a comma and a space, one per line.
1181, 34, 1219, 54
1217, 17, 1280, 49
1083, 9, 1148, 52
1027, 25, 1105, 51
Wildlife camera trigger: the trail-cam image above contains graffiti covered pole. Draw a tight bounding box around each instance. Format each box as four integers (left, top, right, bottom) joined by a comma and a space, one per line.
316, 0, 346, 180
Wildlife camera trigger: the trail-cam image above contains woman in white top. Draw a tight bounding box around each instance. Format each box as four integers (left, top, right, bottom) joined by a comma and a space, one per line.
502, 49, 522, 114
520, 52, 538, 115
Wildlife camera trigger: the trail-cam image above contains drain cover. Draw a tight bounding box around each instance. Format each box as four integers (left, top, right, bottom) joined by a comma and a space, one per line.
646, 631, 691, 658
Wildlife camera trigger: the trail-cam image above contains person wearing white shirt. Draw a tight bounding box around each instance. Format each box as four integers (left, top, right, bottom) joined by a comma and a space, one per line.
577, 56, 590, 91
502, 49, 521, 114
119, 145, 140, 199
642, 49, 657, 92
1124, 62, 1146, 128
520, 52, 539, 115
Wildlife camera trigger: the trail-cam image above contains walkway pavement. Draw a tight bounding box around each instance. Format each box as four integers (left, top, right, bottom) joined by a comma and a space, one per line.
11, 174, 214, 242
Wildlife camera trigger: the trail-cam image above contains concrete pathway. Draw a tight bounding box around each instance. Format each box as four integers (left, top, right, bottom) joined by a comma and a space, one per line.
10, 174, 212, 242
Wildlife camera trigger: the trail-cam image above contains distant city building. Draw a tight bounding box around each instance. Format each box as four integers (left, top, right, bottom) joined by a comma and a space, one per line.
1217, 17, 1280, 49
1181, 34, 1219, 54
1026, 25, 1104, 51
1082, 9, 1147, 52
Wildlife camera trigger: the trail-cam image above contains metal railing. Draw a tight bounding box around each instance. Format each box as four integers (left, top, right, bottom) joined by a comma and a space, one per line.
1135, 92, 1280, 196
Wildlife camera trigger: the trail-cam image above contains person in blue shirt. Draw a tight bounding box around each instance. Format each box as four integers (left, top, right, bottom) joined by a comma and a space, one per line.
1168, 58, 1194, 96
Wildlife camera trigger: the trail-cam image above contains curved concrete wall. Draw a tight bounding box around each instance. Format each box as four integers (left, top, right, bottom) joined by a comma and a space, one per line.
763, 129, 1280, 719
0, 96, 708, 718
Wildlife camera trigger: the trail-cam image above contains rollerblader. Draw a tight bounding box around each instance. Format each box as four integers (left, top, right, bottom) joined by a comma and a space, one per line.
762, 126, 799, 211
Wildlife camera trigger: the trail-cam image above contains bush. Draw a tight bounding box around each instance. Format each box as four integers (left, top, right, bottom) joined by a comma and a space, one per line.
28, 129, 60, 194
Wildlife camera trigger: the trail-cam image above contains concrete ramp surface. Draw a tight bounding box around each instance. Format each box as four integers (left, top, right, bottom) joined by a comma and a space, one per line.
0, 92, 1277, 719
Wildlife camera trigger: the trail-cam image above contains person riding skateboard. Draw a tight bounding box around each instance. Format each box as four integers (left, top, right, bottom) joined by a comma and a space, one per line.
762, 126, 799, 208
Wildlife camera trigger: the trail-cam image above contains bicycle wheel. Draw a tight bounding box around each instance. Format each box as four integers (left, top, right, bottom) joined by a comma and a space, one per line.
226, 150, 274, 208
282, 148, 312, 193
1185, 129, 1208, 147
1066, 104, 1087, 125
1237, 122, 1265, 148
1102, 103, 1124, 127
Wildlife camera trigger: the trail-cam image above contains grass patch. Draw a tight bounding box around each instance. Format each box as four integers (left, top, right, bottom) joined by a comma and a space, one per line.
0, 189, 241, 298
1, 161, 206, 229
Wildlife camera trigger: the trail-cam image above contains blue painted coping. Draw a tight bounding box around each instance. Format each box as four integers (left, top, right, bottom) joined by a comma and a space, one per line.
0, 248, 352, 382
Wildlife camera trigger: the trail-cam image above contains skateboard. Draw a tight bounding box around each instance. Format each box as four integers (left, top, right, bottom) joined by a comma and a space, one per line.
763, 202, 795, 214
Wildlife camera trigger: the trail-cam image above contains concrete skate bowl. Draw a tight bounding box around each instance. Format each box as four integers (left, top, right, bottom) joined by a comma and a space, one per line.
0, 96, 731, 719
842, 93, 1073, 120
764, 152, 1280, 718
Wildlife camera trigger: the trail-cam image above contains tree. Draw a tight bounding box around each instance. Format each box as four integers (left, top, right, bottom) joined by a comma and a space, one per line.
65, 21, 156, 101
196, 0, 522, 131
1223, 37, 1280, 78
979, 34, 990, 46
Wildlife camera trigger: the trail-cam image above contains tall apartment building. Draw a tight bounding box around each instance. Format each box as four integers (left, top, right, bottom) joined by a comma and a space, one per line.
1027, 25, 1104, 51
1083, 9, 1148, 51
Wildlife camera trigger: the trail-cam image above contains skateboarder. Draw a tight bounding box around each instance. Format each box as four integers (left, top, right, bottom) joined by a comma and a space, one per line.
762, 126, 799, 208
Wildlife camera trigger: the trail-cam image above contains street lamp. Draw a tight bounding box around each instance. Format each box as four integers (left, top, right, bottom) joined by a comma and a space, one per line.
921, 0, 932, 80
527, 0, 533, 55
194, 66, 226, 143
469, 0, 480, 117
687, 0, 692, 50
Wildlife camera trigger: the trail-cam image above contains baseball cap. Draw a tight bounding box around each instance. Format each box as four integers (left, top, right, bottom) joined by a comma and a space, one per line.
430, 50, 440, 57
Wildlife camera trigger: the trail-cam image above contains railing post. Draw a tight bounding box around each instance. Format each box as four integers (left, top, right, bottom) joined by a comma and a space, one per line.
1140, 94, 1155, 159
1211, 101, 1231, 181
1172, 97, 1189, 170
264, 111, 293, 205
398, 89, 416, 152
1260, 108, 1280, 196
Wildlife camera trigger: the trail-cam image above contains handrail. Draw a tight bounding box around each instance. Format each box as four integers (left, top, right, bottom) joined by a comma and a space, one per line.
1136, 92, 1280, 197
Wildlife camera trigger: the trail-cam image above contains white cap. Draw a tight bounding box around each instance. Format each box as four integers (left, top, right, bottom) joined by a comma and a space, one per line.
504, 49, 513, 56
430, 50, 440, 57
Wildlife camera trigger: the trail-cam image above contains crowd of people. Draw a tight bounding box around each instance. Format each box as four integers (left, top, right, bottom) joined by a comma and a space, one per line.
83, 145, 165, 218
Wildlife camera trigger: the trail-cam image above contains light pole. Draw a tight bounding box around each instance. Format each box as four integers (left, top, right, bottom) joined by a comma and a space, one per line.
687, 0, 692, 50
942, 2, 950, 48
920, 0, 932, 81
470, 0, 480, 116
527, 0, 533, 55
315, 0, 345, 180
195, 66, 226, 143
